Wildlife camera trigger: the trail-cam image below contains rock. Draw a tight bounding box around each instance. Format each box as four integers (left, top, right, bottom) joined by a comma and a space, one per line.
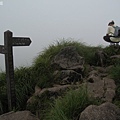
27, 85, 72, 104
51, 46, 85, 84
87, 67, 109, 80
37, 84, 71, 97
88, 70, 99, 76
102, 77, 116, 102
35, 85, 42, 95
79, 102, 120, 120
105, 65, 114, 73
87, 70, 100, 83
85, 66, 116, 102
0, 111, 39, 120
95, 50, 108, 67
86, 69, 116, 102
54, 70, 82, 85
110, 54, 120, 58
27, 84, 80, 119
51, 46, 84, 70
86, 79, 105, 99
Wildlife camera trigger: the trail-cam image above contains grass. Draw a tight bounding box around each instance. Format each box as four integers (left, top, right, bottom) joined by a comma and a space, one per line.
0, 72, 7, 114
14, 67, 37, 110
0, 66, 37, 113
109, 65, 120, 108
45, 86, 101, 120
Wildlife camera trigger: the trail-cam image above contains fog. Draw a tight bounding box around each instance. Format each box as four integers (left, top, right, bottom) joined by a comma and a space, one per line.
0, 0, 120, 71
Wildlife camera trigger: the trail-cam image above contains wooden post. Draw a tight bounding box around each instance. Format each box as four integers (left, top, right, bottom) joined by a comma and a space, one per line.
0, 30, 31, 111
4, 30, 16, 111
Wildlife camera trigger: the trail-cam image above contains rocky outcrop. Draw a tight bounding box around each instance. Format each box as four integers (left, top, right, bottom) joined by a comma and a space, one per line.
0, 111, 39, 120
51, 46, 84, 69
27, 47, 117, 119
79, 102, 120, 120
27, 84, 73, 104
85, 67, 116, 102
51, 46, 84, 84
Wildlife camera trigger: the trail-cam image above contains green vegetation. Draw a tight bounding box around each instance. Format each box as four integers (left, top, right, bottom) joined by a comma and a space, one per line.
0, 72, 7, 114
32, 40, 102, 88
109, 65, 120, 108
0, 39, 120, 119
45, 86, 101, 120
14, 67, 37, 110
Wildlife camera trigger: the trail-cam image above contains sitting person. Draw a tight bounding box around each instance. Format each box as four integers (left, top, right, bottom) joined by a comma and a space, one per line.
107, 20, 115, 36
103, 21, 120, 45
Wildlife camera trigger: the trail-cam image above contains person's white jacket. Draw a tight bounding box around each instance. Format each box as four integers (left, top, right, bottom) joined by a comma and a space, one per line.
107, 25, 115, 36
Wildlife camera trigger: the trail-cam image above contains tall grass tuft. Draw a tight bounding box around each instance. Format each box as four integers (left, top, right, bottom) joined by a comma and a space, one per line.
14, 66, 37, 110
0, 72, 7, 114
109, 65, 120, 108
45, 86, 101, 120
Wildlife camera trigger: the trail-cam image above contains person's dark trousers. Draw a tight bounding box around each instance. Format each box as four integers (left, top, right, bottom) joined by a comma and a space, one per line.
103, 36, 113, 43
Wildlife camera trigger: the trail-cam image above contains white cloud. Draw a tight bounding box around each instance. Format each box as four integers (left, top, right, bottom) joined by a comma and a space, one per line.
0, 1, 3, 5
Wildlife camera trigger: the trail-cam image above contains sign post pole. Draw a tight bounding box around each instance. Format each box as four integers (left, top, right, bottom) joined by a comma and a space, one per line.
4, 30, 16, 111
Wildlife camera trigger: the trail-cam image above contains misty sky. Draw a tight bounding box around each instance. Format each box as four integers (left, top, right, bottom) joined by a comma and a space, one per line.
0, 0, 120, 71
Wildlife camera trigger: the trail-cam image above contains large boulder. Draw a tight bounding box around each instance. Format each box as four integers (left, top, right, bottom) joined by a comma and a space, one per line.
79, 102, 120, 120
0, 111, 39, 120
85, 67, 116, 102
51, 46, 84, 71
27, 85, 73, 104
51, 46, 85, 84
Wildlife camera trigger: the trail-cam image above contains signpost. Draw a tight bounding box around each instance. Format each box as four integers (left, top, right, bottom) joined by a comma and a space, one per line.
0, 45, 6, 54
0, 30, 32, 111
12, 37, 31, 46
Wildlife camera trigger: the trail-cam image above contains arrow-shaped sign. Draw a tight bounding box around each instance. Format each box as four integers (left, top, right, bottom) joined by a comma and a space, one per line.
0, 45, 6, 54
12, 37, 32, 46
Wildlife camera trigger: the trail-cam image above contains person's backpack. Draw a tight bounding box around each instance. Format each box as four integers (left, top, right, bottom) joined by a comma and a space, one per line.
113, 26, 120, 37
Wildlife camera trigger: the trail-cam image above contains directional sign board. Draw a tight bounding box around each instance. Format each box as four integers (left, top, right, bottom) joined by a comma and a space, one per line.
12, 37, 31, 46
0, 45, 6, 54
0, 30, 32, 111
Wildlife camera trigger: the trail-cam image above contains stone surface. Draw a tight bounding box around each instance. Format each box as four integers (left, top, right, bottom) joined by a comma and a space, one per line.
51, 46, 85, 84
51, 46, 84, 70
95, 50, 108, 67
53, 70, 82, 84
86, 68, 116, 102
0, 111, 39, 120
110, 54, 120, 59
79, 102, 120, 120
27, 85, 72, 104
